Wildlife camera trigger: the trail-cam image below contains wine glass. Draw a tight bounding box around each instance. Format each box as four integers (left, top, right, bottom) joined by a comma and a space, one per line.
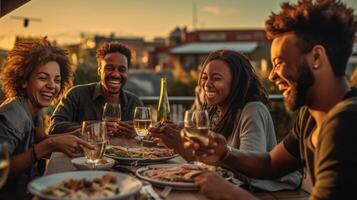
81, 121, 107, 167
103, 103, 121, 136
103, 103, 121, 122
184, 109, 210, 146
133, 107, 152, 146
0, 142, 9, 188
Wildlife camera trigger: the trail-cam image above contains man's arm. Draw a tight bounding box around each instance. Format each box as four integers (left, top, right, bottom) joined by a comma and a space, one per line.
222, 142, 301, 179
48, 88, 80, 134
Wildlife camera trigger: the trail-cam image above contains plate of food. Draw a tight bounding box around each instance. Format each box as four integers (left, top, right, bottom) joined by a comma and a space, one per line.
104, 145, 178, 165
135, 163, 234, 190
71, 156, 116, 170
28, 171, 142, 200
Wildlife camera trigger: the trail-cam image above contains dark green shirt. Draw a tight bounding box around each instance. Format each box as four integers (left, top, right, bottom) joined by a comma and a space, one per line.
48, 82, 144, 134
0, 97, 40, 200
283, 88, 357, 200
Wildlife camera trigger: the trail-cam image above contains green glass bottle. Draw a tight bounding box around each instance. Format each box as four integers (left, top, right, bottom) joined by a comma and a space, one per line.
157, 77, 171, 122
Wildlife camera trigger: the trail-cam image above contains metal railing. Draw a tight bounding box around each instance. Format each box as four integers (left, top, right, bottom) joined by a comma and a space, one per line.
140, 94, 284, 123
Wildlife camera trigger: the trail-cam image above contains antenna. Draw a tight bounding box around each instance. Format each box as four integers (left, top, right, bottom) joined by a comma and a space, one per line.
193, 1, 197, 30
11, 16, 42, 28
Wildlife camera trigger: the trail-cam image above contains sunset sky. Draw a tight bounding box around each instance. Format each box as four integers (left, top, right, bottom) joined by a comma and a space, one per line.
0, 0, 356, 49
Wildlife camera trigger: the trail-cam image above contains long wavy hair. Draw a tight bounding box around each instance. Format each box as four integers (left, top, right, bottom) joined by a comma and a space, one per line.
198, 50, 269, 139
1, 37, 73, 103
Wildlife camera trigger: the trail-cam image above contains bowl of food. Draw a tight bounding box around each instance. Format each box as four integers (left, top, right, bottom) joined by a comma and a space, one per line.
28, 171, 142, 200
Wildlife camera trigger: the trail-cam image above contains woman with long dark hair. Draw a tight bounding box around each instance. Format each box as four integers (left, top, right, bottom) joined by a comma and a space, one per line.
151, 49, 301, 191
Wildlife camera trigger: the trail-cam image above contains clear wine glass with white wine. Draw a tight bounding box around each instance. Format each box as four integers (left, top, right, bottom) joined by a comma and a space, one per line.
81, 121, 107, 168
184, 109, 210, 146
133, 107, 152, 146
184, 109, 210, 166
0, 142, 9, 188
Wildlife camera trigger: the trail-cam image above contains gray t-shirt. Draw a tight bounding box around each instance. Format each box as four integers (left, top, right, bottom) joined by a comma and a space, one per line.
0, 97, 40, 200
226, 101, 302, 191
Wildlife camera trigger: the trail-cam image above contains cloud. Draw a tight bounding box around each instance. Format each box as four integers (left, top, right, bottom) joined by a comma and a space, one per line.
203, 6, 235, 15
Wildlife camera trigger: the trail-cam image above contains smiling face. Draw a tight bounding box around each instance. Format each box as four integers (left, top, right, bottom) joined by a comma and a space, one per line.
269, 33, 315, 111
201, 60, 232, 108
98, 52, 128, 96
23, 61, 61, 112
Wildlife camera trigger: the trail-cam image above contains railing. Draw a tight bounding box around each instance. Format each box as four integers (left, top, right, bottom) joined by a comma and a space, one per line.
140, 95, 284, 123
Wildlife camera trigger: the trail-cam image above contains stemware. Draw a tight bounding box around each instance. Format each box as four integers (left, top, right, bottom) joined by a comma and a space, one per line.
81, 121, 107, 167
133, 107, 152, 146
103, 103, 121, 121
183, 109, 210, 146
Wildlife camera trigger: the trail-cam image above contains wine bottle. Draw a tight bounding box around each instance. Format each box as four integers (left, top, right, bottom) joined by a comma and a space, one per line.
157, 77, 171, 122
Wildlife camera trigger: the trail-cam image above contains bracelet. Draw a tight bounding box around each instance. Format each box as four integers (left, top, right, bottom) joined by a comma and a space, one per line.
218, 145, 232, 164
32, 144, 38, 163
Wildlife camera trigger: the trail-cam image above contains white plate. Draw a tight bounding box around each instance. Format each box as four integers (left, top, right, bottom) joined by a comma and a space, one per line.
71, 156, 115, 170
105, 145, 178, 165
28, 171, 142, 200
135, 163, 234, 191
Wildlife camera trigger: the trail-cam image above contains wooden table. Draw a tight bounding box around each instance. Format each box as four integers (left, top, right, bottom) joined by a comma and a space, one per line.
43, 137, 310, 200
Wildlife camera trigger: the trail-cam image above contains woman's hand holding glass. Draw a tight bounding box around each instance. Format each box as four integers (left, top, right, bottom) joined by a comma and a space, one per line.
181, 129, 228, 165
149, 121, 182, 150
51, 134, 94, 158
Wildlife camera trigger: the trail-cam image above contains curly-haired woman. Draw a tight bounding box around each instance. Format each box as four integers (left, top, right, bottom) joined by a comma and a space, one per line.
0, 38, 93, 199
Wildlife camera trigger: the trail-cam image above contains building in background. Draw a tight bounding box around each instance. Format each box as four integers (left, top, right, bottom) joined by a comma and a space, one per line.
170, 28, 271, 73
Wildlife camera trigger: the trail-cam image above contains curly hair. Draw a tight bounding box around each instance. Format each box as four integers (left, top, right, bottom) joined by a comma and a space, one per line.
96, 42, 132, 68
265, 0, 357, 76
0, 38, 73, 102
198, 50, 269, 139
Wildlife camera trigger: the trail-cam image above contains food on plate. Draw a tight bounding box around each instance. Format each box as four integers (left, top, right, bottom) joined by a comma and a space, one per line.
142, 164, 229, 183
42, 173, 120, 199
105, 145, 175, 159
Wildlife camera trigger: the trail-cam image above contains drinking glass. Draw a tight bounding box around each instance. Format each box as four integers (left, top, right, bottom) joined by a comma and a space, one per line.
0, 142, 9, 188
81, 121, 107, 166
103, 103, 121, 122
133, 107, 152, 145
183, 109, 210, 146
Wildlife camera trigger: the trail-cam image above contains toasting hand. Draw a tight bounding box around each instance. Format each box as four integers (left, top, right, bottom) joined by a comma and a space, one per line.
182, 130, 228, 165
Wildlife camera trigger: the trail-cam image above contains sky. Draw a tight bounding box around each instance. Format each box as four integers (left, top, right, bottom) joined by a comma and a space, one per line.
0, 0, 357, 49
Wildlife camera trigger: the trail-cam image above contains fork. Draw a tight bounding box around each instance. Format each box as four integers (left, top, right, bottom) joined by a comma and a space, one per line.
159, 186, 172, 199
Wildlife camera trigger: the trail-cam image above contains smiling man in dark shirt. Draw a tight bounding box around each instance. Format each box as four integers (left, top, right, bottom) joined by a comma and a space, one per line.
49, 42, 143, 137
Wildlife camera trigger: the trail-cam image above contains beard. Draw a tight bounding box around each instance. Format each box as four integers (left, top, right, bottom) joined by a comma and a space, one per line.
284, 59, 315, 111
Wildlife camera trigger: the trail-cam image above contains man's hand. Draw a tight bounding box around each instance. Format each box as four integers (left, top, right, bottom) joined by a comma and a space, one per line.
116, 121, 136, 138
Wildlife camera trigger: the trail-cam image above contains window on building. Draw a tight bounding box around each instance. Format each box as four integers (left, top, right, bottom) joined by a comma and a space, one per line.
199, 33, 226, 41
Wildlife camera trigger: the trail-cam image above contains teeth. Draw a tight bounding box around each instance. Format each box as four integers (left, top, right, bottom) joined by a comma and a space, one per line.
108, 80, 120, 85
205, 92, 216, 97
41, 92, 53, 98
